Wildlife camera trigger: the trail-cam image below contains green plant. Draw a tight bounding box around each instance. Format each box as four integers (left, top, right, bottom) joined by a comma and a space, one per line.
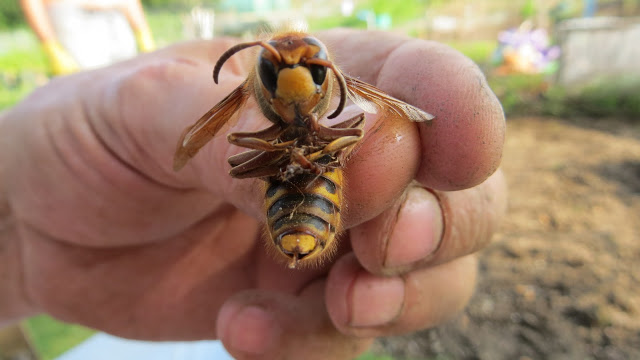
355, 352, 395, 360
487, 73, 547, 116
446, 40, 495, 65
0, 45, 48, 111
23, 316, 95, 360
564, 80, 640, 119
0, 1, 25, 29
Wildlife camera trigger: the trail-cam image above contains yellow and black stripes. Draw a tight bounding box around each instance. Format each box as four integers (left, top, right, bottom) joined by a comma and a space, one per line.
264, 168, 343, 267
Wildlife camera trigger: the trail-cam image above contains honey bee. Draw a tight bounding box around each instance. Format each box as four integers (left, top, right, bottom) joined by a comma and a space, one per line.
173, 30, 434, 268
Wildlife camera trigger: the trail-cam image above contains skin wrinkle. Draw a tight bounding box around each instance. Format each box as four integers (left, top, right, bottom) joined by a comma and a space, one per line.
372, 40, 413, 89
84, 100, 167, 192
381, 189, 409, 270
373, 38, 419, 97
377, 186, 446, 276
39, 108, 136, 245
110, 62, 182, 187
347, 271, 406, 328
35, 112, 116, 234
426, 172, 505, 268
21, 207, 240, 339
344, 255, 476, 338
43, 111, 76, 182
23, 80, 226, 247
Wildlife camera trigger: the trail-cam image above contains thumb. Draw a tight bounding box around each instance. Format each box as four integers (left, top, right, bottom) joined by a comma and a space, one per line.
216, 280, 372, 360
93, 40, 269, 217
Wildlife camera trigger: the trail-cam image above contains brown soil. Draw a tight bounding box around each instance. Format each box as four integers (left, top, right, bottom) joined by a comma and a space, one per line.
373, 116, 640, 360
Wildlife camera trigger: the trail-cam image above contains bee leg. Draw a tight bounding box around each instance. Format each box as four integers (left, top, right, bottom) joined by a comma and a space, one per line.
305, 125, 364, 168
316, 114, 365, 141
320, 134, 363, 157
228, 134, 296, 151
229, 150, 286, 179
329, 113, 366, 129
228, 123, 283, 141
228, 149, 263, 167
227, 123, 287, 151
231, 166, 280, 179
308, 113, 321, 133
290, 149, 324, 175
232, 165, 282, 179
325, 135, 363, 153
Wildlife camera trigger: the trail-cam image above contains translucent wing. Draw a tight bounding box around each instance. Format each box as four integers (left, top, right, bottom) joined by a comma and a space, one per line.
173, 79, 250, 171
344, 76, 435, 122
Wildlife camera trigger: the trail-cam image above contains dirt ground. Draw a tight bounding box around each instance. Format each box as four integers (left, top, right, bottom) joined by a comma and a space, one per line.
373, 116, 640, 359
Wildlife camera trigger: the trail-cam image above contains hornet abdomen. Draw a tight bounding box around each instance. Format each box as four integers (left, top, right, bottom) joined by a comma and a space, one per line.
264, 168, 343, 268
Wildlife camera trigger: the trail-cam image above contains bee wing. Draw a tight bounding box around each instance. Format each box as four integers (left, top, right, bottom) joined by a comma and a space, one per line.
173, 79, 251, 171
344, 76, 435, 122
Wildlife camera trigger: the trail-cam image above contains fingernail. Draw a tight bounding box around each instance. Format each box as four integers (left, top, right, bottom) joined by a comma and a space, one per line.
384, 187, 443, 268
349, 271, 404, 327
223, 305, 281, 355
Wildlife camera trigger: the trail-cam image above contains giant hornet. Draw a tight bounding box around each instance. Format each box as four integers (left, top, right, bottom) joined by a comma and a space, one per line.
173, 30, 434, 268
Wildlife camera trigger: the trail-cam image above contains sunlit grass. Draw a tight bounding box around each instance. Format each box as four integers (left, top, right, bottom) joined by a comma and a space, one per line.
23, 316, 95, 360
0, 44, 47, 110
355, 353, 395, 360
446, 40, 495, 65
146, 10, 184, 46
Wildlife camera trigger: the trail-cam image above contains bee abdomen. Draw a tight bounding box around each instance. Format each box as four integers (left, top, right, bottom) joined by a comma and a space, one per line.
267, 193, 338, 223
264, 170, 343, 266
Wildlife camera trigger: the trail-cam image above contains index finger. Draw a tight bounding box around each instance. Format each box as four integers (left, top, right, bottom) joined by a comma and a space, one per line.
320, 29, 505, 190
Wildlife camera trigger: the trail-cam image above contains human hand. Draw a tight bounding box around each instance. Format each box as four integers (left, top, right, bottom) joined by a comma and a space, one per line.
0, 29, 506, 359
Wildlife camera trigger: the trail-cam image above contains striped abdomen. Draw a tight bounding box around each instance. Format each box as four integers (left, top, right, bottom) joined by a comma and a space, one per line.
264, 169, 343, 268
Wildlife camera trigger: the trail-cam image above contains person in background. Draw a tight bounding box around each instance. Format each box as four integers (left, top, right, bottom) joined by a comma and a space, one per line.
20, 0, 155, 75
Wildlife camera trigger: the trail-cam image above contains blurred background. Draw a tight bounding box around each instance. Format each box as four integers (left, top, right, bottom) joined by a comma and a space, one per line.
0, 0, 639, 359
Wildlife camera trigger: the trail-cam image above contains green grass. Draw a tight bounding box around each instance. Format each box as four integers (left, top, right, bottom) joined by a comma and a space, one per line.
483, 73, 640, 120
0, 43, 48, 110
446, 40, 495, 65
365, 0, 428, 25
23, 316, 95, 360
146, 10, 185, 46
488, 73, 548, 115
545, 77, 640, 120
0, 47, 46, 73
355, 353, 395, 360
308, 15, 368, 31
